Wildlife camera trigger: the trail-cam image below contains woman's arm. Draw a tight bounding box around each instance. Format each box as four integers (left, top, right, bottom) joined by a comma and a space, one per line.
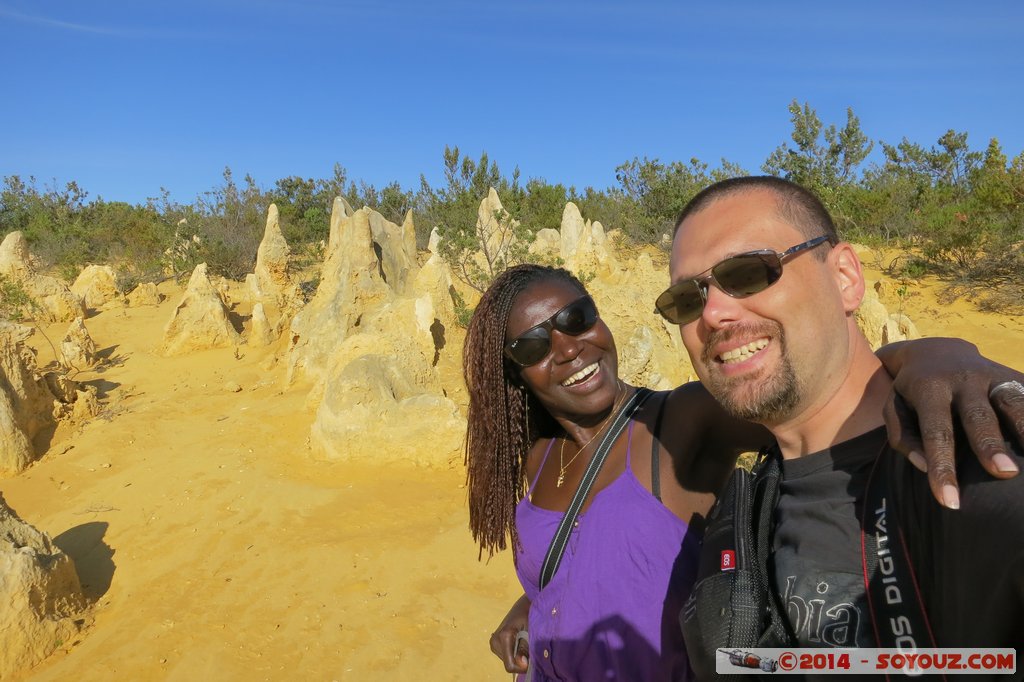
659, 338, 1024, 509
489, 593, 531, 674
659, 382, 770, 494
877, 337, 1024, 507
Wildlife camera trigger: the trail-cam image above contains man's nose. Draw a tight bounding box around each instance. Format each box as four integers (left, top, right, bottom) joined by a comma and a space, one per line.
699, 282, 745, 329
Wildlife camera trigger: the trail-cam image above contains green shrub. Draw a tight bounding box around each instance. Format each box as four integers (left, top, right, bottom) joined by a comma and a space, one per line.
0, 274, 37, 322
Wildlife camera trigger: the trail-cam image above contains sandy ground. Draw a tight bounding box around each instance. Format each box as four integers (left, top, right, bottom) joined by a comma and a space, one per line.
2, 258, 1022, 681
3, 286, 522, 681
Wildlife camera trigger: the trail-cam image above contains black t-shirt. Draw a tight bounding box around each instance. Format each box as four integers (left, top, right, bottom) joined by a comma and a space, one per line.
770, 429, 882, 647
770, 426, 1024, 655
891, 433, 1024, 652
681, 426, 1024, 681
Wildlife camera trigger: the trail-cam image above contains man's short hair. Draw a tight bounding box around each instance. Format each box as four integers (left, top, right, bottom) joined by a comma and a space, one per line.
674, 176, 839, 255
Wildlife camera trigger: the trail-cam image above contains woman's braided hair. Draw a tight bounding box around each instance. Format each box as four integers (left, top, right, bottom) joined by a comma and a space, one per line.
464, 264, 587, 558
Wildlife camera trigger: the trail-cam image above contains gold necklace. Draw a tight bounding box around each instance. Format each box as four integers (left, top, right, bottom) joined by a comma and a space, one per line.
556, 382, 630, 488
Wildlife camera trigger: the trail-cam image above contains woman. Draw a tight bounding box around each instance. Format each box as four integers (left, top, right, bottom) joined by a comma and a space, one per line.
464, 264, 1018, 681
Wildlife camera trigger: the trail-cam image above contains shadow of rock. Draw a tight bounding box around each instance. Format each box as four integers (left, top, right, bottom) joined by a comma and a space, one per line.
31, 423, 57, 456
95, 344, 119, 361
94, 345, 128, 372
227, 310, 250, 334
80, 378, 120, 399
93, 356, 127, 373
53, 521, 116, 601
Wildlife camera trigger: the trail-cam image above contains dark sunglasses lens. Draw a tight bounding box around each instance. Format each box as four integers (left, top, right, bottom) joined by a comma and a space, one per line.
507, 297, 596, 365
714, 253, 780, 296
508, 332, 551, 366
655, 284, 704, 324
556, 298, 598, 334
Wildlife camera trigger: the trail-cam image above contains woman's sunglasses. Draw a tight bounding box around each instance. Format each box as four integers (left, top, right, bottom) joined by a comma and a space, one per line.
654, 235, 834, 325
505, 295, 599, 367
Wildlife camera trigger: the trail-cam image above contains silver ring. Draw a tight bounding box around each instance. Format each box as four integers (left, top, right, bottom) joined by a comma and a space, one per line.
989, 380, 1024, 401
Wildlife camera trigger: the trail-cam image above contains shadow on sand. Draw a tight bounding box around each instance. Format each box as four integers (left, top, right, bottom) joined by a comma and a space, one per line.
54, 521, 116, 601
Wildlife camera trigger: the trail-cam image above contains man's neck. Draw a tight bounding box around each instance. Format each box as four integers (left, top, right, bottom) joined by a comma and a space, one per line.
769, 342, 892, 459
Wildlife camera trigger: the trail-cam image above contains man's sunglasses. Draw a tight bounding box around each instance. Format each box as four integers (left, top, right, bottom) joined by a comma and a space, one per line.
505, 295, 599, 367
654, 235, 834, 325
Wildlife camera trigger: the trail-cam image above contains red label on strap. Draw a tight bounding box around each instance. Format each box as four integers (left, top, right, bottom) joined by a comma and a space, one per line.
721, 550, 736, 572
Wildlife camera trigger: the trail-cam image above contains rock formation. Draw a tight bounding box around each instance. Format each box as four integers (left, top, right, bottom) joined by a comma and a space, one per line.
159, 264, 240, 356
414, 228, 461, 335
558, 202, 617, 278
526, 203, 618, 280
409, 228, 470, 405
310, 354, 465, 466
0, 231, 34, 280
0, 494, 87, 678
0, 323, 58, 475
0, 322, 99, 476
125, 282, 164, 307
248, 302, 276, 348
46, 373, 99, 425
856, 283, 920, 349
327, 196, 356, 257
287, 208, 394, 383
289, 203, 465, 467
476, 188, 517, 261
882, 313, 920, 345
617, 325, 678, 391
529, 228, 561, 257
252, 204, 296, 314
70, 265, 120, 311
0, 232, 85, 322
60, 317, 98, 369
367, 209, 418, 296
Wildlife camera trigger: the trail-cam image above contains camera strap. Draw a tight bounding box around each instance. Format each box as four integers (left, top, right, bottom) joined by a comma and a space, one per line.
861, 446, 943, 678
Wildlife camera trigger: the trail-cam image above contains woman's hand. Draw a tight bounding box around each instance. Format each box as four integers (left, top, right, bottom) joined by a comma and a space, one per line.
878, 337, 1024, 508
489, 593, 531, 673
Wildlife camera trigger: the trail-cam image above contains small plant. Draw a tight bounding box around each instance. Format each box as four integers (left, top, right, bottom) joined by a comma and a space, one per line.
0, 274, 35, 322
115, 268, 144, 296
451, 288, 474, 329
895, 282, 910, 319
297, 275, 320, 303
438, 206, 536, 293
898, 257, 929, 280
576, 269, 596, 286
162, 226, 202, 275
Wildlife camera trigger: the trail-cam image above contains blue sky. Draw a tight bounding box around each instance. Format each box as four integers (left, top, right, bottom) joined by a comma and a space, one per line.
2, 1, 1022, 205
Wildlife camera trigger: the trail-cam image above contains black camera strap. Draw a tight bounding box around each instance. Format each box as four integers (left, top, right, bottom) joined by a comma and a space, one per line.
861, 447, 943, 679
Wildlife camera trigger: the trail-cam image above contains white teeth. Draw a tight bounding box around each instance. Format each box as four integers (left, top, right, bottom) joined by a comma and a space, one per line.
719, 338, 769, 364
562, 363, 599, 386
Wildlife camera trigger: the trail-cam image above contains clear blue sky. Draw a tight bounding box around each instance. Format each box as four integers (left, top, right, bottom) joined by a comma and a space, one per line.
2, 0, 1022, 205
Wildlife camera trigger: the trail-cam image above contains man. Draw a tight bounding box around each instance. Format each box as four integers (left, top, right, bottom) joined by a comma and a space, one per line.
662, 176, 1024, 677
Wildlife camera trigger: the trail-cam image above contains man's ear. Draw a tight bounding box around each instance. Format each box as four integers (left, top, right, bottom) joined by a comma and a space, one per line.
831, 242, 865, 313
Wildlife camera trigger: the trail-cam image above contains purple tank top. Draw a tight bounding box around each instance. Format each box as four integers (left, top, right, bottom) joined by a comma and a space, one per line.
515, 421, 699, 681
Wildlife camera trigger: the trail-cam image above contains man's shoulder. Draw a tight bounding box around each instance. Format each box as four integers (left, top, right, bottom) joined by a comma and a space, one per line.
891, 442, 1024, 530
887, 444, 1024, 649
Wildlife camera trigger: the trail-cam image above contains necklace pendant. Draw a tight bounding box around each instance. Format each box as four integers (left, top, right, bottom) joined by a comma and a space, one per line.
556, 471, 565, 488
